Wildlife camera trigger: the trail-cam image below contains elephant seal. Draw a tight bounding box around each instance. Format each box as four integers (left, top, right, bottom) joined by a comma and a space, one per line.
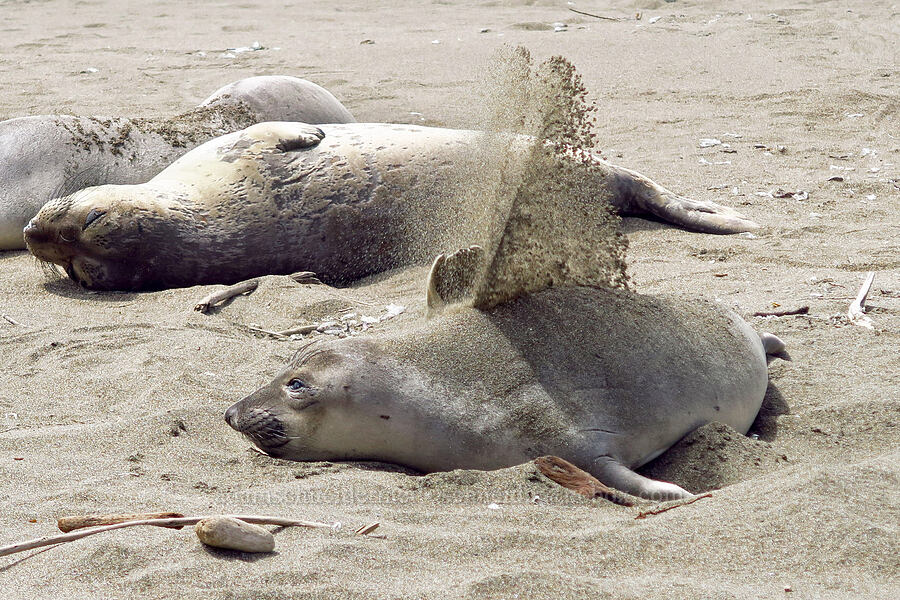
225, 246, 786, 501
0, 76, 354, 250
25, 121, 760, 291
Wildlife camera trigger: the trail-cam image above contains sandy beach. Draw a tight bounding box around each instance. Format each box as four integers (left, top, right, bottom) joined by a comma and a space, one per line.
0, 1, 897, 598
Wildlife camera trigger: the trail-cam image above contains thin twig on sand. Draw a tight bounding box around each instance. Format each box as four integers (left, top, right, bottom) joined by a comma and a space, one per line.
568, 7, 622, 21
1, 514, 339, 558
248, 323, 323, 338
634, 493, 713, 519
752, 306, 809, 317
2, 314, 22, 326
533, 456, 634, 506
847, 272, 875, 329
194, 279, 260, 313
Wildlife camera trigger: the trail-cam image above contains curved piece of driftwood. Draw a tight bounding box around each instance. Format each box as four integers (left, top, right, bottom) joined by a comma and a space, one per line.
194, 278, 260, 313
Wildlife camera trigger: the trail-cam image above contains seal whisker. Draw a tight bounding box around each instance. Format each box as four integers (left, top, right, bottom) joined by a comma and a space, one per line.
33, 256, 64, 281
290, 340, 327, 368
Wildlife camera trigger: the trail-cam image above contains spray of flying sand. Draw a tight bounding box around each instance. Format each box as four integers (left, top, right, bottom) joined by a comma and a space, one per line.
442, 46, 629, 309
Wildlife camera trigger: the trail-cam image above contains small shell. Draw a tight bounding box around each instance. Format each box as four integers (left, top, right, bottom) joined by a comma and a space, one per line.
195, 517, 275, 553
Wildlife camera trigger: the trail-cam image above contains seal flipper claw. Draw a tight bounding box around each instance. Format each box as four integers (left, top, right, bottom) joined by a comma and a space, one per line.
591, 454, 693, 501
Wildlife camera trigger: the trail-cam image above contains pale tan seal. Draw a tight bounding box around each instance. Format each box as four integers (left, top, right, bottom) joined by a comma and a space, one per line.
25, 121, 760, 291
0, 76, 354, 250
225, 246, 786, 501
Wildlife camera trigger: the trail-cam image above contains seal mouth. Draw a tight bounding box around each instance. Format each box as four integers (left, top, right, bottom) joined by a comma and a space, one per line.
225, 406, 291, 451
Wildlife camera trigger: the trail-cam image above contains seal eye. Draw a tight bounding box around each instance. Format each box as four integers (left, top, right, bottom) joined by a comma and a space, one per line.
287, 378, 307, 391
83, 208, 106, 230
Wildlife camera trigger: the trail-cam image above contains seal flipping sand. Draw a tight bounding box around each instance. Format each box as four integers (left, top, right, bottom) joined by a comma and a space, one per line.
25, 121, 760, 291
224, 246, 786, 500
0, 76, 354, 250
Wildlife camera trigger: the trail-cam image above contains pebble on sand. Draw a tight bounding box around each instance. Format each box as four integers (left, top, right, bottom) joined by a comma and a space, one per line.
194, 516, 275, 553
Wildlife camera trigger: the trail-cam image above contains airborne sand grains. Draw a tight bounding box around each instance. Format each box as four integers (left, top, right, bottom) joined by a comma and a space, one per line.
442, 46, 629, 309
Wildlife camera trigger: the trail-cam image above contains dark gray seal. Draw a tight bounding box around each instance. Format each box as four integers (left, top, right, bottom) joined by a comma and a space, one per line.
225, 246, 785, 501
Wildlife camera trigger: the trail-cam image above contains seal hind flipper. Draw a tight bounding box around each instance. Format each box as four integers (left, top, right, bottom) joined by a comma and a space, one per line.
759, 331, 791, 362
425, 245, 485, 317
592, 454, 694, 501
604, 162, 760, 234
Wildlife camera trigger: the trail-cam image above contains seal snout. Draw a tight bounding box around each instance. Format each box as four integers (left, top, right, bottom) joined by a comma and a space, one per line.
23, 218, 50, 247
225, 404, 290, 450
224, 403, 240, 428
23, 218, 77, 266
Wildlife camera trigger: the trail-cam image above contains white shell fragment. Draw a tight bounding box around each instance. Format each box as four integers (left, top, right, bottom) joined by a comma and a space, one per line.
194, 517, 275, 553
699, 138, 722, 148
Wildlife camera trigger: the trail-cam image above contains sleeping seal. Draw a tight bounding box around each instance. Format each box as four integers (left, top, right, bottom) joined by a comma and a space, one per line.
0, 76, 354, 250
224, 246, 786, 501
25, 120, 760, 291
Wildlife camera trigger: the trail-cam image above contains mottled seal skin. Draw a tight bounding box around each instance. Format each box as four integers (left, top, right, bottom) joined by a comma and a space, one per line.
225, 284, 782, 501
25, 121, 760, 291
0, 76, 354, 250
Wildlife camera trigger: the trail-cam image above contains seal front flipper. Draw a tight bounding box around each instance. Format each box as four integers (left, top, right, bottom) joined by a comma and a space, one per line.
603, 161, 760, 234
425, 245, 486, 317
591, 454, 694, 501
242, 121, 326, 153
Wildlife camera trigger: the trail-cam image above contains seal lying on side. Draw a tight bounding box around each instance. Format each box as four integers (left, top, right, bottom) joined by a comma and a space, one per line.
26, 121, 760, 290
225, 247, 786, 500
0, 76, 354, 250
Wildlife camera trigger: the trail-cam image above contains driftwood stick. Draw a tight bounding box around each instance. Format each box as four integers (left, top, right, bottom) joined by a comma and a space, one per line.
58, 512, 186, 533
752, 306, 809, 317
568, 7, 622, 21
533, 456, 634, 506
635, 493, 712, 519
194, 278, 260, 313
847, 272, 875, 329
1, 514, 339, 558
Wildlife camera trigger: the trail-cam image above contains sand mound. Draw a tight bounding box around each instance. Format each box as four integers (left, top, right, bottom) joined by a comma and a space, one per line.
640, 421, 789, 493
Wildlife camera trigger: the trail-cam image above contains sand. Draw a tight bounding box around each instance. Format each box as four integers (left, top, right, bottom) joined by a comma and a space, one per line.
0, 1, 897, 598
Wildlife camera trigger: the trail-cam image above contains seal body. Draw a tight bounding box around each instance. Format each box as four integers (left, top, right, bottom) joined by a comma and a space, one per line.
0, 76, 354, 250
25, 121, 759, 290
225, 285, 773, 500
